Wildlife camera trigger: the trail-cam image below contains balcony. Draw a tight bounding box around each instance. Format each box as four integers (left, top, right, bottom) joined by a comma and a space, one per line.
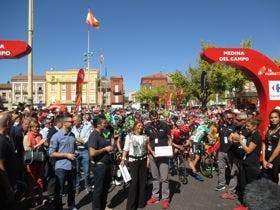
14, 90, 21, 94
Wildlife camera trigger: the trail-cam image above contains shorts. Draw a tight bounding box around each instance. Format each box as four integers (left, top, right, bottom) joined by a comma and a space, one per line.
191, 143, 203, 154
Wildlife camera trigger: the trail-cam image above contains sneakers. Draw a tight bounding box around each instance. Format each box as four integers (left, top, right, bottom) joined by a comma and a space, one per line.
233, 204, 248, 210
162, 199, 170, 209
194, 173, 204, 181
147, 197, 159, 204
215, 185, 226, 191
221, 192, 237, 200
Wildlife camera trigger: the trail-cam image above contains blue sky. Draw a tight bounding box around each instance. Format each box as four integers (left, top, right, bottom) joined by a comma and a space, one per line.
1, 0, 280, 94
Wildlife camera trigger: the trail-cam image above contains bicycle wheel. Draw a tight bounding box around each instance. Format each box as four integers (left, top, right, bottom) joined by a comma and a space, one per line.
177, 155, 188, 185
199, 153, 214, 178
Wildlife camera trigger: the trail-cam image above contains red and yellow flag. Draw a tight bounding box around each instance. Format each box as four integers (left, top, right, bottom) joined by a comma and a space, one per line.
75, 69, 85, 112
86, 9, 100, 29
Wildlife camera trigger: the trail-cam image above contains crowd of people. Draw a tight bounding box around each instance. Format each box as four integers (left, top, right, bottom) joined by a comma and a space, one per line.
0, 104, 279, 210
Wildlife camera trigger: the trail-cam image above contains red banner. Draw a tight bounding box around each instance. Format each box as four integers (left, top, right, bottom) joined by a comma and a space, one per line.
158, 93, 163, 108
0, 40, 31, 59
165, 92, 173, 110
75, 69, 85, 112
176, 88, 183, 110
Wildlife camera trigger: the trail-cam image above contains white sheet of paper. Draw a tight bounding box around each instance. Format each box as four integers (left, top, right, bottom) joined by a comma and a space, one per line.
119, 164, 132, 183
154, 146, 173, 157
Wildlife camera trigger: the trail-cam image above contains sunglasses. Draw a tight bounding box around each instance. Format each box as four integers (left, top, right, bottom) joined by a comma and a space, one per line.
236, 119, 244, 122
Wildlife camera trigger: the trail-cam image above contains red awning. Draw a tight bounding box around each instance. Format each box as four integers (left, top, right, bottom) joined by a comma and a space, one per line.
0, 40, 32, 59
47, 104, 67, 112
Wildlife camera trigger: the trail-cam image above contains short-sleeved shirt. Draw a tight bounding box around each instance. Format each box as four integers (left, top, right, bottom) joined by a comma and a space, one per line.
49, 129, 76, 170
123, 134, 147, 162
219, 123, 237, 153
190, 125, 210, 143
88, 130, 113, 164
265, 128, 280, 162
146, 121, 170, 150
243, 131, 261, 168
0, 134, 17, 187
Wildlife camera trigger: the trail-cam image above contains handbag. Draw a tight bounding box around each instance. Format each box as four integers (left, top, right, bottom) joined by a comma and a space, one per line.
24, 149, 45, 164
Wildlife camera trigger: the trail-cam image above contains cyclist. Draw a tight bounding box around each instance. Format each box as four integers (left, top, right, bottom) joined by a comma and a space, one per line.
188, 119, 214, 181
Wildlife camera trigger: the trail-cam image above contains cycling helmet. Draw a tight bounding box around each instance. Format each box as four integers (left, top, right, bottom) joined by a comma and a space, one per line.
179, 124, 190, 134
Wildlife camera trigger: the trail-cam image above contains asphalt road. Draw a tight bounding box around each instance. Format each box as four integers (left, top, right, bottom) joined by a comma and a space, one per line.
38, 171, 238, 210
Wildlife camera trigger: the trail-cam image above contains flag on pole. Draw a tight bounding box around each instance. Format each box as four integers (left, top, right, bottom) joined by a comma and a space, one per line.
99, 50, 104, 64
75, 69, 85, 112
176, 88, 183, 110
158, 93, 163, 109
86, 9, 100, 29
165, 91, 173, 110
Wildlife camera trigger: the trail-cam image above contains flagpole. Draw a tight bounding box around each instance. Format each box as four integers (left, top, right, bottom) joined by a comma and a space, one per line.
99, 50, 102, 107
86, 28, 90, 108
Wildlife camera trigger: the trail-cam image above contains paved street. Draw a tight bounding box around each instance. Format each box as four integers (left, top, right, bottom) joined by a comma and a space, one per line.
38, 171, 238, 210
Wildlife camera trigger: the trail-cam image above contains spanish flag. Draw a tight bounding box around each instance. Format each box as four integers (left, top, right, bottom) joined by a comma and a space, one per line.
86, 9, 100, 29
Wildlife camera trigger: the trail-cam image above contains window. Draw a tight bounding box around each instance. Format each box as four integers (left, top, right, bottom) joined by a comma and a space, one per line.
82, 94, 86, 102
15, 96, 20, 103
71, 94, 76, 102
83, 84, 86, 90
15, 84, 21, 91
90, 94, 95, 102
51, 84, 55, 91
71, 84, 76, 91
115, 95, 119, 103
115, 85, 119, 92
51, 76, 55, 82
51, 95, 56, 103
90, 83, 95, 90
61, 84, 66, 91
61, 94, 66, 102
61, 76, 65, 81
2, 93, 6, 100
22, 85, 27, 92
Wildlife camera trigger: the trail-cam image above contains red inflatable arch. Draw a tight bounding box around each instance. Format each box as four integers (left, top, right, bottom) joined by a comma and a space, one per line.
201, 48, 280, 136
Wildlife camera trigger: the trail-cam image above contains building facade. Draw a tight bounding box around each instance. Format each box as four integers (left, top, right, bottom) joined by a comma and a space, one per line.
45, 69, 98, 108
140, 73, 175, 91
11, 74, 46, 107
0, 83, 12, 109
110, 76, 124, 108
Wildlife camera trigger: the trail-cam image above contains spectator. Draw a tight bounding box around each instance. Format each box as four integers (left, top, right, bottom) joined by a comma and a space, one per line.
0, 112, 17, 209
23, 119, 47, 206
146, 110, 172, 209
72, 114, 91, 194
120, 121, 148, 210
49, 116, 77, 210
262, 109, 280, 184
88, 117, 113, 210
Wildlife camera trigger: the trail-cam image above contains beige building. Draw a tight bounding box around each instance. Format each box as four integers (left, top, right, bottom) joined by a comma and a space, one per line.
0, 83, 12, 109
11, 74, 46, 107
45, 69, 98, 108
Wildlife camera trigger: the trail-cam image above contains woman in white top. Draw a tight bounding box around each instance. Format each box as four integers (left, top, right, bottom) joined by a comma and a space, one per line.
121, 121, 148, 210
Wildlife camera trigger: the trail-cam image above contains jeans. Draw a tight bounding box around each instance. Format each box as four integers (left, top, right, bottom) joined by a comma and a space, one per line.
75, 149, 90, 189
91, 163, 112, 210
54, 168, 76, 210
